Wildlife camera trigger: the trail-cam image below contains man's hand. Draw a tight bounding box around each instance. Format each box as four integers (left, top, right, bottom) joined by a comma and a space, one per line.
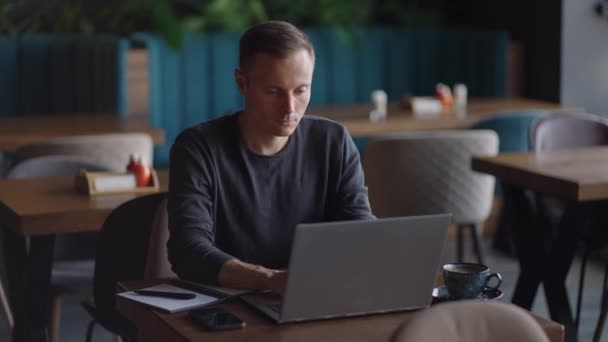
266, 269, 287, 294
218, 259, 287, 293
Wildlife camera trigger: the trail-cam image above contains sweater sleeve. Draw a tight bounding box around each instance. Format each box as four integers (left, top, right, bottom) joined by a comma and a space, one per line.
331, 129, 376, 221
167, 131, 234, 284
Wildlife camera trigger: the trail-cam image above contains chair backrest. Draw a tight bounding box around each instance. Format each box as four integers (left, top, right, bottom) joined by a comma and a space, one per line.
471, 109, 547, 153
362, 130, 498, 223
6, 155, 112, 179
93, 192, 167, 335
530, 112, 608, 152
390, 300, 550, 342
144, 198, 176, 280
13, 133, 153, 172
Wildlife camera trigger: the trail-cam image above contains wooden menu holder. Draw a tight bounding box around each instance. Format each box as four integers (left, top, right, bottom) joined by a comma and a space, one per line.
75, 169, 160, 196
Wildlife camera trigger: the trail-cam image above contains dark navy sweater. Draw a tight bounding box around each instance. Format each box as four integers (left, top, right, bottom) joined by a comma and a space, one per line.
167, 113, 374, 284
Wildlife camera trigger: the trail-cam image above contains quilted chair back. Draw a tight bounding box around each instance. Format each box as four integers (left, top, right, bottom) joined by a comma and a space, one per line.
529, 112, 608, 223
530, 112, 608, 152
12, 133, 153, 172
363, 130, 498, 224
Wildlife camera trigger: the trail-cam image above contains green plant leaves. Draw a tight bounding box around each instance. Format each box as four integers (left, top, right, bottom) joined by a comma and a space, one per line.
143, 0, 185, 49
188, 0, 268, 32
0, 0, 444, 49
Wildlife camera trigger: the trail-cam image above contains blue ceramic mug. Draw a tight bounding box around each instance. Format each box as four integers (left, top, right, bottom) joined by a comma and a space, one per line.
443, 263, 502, 299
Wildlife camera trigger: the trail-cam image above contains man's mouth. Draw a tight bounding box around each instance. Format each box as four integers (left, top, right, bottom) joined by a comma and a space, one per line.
278, 116, 298, 124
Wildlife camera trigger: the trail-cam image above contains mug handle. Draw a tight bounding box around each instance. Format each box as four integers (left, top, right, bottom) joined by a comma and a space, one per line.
484, 272, 502, 290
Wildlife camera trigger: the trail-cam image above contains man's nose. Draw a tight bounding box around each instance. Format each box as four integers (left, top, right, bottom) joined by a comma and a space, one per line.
281, 94, 296, 113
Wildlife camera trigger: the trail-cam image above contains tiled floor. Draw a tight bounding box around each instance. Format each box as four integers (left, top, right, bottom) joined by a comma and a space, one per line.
0, 238, 606, 341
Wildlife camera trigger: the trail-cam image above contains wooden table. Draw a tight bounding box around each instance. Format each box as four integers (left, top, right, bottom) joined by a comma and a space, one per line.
116, 279, 564, 342
308, 97, 578, 137
0, 113, 165, 152
472, 147, 608, 342
472, 147, 608, 202
0, 171, 168, 342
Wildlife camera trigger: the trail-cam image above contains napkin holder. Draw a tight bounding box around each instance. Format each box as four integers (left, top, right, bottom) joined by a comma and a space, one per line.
410, 97, 443, 116
75, 169, 160, 196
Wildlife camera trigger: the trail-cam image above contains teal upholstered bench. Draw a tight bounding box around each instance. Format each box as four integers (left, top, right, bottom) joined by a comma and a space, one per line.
0, 34, 128, 117
136, 28, 508, 166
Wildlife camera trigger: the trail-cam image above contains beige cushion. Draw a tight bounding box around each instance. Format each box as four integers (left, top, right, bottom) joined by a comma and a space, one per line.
391, 301, 550, 342
144, 199, 176, 280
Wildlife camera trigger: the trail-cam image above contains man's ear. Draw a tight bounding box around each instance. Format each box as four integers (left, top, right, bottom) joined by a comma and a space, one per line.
234, 69, 247, 95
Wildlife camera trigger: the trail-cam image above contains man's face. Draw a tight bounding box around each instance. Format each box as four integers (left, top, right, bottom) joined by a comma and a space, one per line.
235, 49, 314, 137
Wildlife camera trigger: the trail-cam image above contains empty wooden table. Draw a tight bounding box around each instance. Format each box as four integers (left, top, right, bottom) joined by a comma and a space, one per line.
472, 147, 608, 342
0, 113, 165, 152
117, 279, 565, 342
0, 171, 168, 342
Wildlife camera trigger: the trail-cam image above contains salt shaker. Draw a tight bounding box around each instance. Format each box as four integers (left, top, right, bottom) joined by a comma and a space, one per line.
453, 83, 467, 108
370, 89, 388, 122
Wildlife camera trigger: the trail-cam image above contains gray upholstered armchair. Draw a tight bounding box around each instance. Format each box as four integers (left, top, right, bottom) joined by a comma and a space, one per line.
362, 130, 498, 264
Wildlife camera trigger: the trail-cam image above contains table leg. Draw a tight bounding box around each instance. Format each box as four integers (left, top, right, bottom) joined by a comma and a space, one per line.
543, 202, 587, 342
503, 183, 544, 310
4, 228, 26, 335
505, 185, 582, 342
5, 229, 55, 342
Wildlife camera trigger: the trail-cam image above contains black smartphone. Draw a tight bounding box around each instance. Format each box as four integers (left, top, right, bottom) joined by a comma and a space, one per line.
189, 308, 246, 331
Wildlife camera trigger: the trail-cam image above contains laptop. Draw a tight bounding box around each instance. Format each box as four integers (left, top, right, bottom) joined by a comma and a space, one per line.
241, 214, 451, 323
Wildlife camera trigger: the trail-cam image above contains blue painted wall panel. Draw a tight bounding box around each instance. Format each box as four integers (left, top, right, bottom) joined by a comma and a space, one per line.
329, 31, 357, 105
305, 28, 330, 106
412, 30, 441, 96
1, 34, 127, 116
160, 43, 184, 151
438, 31, 463, 89
75, 37, 95, 113
356, 28, 388, 103
0, 36, 17, 117
18, 35, 53, 115
92, 37, 110, 112
49, 36, 76, 113
183, 34, 209, 127
209, 32, 240, 119
114, 38, 130, 116
386, 30, 414, 101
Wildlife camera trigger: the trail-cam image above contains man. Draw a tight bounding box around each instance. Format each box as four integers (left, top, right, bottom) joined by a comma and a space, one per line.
168, 21, 374, 292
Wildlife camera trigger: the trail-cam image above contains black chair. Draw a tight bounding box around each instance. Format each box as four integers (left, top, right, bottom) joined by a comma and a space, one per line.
82, 192, 167, 342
